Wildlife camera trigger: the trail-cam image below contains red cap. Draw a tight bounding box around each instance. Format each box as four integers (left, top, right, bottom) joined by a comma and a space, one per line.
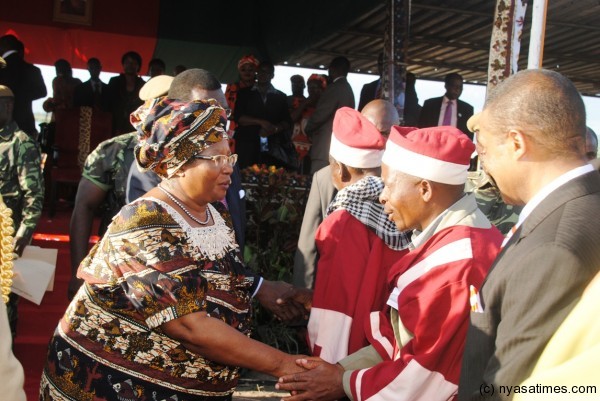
329, 107, 386, 168
382, 126, 475, 184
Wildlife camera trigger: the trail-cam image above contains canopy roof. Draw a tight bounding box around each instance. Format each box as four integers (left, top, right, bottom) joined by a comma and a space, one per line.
2, 0, 599, 95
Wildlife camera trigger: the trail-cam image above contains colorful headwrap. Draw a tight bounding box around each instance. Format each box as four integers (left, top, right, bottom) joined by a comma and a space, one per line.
308, 73, 328, 89
237, 54, 259, 70
133, 98, 227, 179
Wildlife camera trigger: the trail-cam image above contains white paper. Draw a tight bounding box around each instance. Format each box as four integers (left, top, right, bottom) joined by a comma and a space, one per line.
10, 246, 58, 305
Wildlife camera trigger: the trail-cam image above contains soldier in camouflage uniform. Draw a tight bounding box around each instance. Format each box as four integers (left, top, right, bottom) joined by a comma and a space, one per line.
0, 84, 45, 338
68, 132, 139, 301
467, 169, 522, 235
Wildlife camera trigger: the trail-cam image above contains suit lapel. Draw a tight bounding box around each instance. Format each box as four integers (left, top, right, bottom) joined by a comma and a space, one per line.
520, 171, 600, 240
481, 225, 523, 285
481, 171, 600, 286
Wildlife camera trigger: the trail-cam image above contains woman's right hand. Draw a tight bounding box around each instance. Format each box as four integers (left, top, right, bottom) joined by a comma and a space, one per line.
162, 312, 311, 379
276, 354, 310, 378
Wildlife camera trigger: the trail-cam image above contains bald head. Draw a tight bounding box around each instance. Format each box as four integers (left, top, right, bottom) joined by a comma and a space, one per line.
361, 99, 400, 137
484, 69, 586, 158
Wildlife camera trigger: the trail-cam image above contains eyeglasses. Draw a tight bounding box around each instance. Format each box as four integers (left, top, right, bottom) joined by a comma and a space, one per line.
193, 153, 238, 167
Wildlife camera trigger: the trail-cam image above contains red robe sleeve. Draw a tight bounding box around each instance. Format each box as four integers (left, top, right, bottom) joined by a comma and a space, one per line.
347, 227, 502, 401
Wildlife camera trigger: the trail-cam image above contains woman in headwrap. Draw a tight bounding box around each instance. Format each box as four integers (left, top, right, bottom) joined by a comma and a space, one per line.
225, 54, 259, 134
40, 98, 303, 401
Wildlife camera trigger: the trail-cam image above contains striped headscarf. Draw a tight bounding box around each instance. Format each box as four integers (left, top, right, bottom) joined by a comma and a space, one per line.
132, 98, 227, 179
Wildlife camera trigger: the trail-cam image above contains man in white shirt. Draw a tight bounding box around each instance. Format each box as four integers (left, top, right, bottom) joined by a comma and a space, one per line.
418, 72, 474, 139
458, 69, 600, 400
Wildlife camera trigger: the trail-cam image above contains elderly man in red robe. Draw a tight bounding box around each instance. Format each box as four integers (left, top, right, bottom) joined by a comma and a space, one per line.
307, 107, 410, 363
277, 126, 503, 401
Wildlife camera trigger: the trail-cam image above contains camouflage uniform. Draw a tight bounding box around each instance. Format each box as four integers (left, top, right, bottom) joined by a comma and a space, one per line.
467, 170, 522, 235
0, 121, 44, 337
82, 131, 137, 233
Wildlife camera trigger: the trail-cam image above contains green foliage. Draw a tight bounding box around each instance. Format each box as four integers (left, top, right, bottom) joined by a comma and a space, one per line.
241, 164, 311, 353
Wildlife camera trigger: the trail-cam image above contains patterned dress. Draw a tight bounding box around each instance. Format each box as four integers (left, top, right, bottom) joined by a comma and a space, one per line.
40, 198, 256, 401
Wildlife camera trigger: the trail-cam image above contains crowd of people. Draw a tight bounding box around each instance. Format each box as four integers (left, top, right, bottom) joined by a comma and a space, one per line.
1, 33, 600, 401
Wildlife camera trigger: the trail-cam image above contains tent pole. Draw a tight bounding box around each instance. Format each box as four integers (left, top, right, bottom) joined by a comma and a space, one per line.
382, 0, 409, 122
527, 0, 548, 69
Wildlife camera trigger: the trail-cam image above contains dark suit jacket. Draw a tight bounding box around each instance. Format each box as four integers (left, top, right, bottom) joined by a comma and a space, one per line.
418, 96, 474, 139
0, 53, 47, 136
358, 79, 380, 111
305, 77, 354, 173
232, 86, 292, 169
358, 77, 421, 126
107, 74, 145, 136
73, 79, 110, 111
458, 171, 600, 400
224, 165, 247, 252
293, 165, 336, 288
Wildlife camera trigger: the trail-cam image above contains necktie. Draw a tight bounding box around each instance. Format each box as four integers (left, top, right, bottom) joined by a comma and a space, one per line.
442, 100, 453, 126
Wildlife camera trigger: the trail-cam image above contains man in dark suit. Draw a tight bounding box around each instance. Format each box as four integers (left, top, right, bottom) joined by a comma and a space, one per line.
0, 35, 47, 138
458, 69, 600, 400
357, 79, 380, 112
305, 56, 355, 173
418, 72, 473, 139
73, 57, 110, 111
357, 53, 383, 112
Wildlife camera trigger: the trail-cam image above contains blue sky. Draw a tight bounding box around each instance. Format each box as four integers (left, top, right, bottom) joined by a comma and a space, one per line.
33, 64, 599, 142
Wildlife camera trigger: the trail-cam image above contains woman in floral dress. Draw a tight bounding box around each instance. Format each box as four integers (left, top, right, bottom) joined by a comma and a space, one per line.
40, 98, 302, 401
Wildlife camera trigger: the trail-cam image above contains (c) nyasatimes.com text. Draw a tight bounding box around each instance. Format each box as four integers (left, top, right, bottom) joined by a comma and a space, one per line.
479, 383, 597, 397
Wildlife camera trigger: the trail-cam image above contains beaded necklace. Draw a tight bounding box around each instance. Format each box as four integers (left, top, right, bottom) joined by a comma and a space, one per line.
158, 185, 211, 225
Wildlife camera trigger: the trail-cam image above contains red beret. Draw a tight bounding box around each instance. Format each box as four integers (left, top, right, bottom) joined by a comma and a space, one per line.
382, 126, 475, 184
330, 107, 386, 168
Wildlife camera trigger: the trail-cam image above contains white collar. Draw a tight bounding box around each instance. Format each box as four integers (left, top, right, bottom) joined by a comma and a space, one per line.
516, 164, 594, 230
410, 193, 480, 250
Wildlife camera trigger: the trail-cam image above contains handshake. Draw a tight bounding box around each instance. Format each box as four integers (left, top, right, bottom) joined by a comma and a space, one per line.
275, 357, 347, 401
256, 280, 313, 323
255, 280, 347, 401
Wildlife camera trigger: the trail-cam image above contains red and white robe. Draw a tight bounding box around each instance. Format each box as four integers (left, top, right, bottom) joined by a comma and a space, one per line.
340, 195, 503, 401
308, 210, 408, 363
